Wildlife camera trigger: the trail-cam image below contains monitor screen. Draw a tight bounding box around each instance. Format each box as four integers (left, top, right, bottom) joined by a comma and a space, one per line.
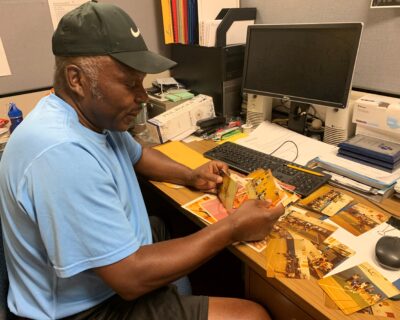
242, 23, 363, 109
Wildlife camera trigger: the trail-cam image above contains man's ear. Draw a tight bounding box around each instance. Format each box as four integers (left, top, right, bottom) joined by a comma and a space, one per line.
64, 64, 86, 98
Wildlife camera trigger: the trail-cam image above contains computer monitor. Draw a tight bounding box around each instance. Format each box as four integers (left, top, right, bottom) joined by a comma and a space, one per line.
242, 23, 363, 133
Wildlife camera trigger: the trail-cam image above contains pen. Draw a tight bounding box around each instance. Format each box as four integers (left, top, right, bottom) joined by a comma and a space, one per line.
286, 164, 324, 177
221, 128, 241, 140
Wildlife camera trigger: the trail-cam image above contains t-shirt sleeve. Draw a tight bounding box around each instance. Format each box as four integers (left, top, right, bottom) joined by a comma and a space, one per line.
119, 132, 142, 164
19, 142, 141, 278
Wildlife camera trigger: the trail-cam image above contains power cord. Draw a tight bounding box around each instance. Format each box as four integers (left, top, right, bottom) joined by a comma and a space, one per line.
269, 140, 299, 162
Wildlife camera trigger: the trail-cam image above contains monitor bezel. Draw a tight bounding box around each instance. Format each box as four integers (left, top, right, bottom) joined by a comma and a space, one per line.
242, 22, 364, 109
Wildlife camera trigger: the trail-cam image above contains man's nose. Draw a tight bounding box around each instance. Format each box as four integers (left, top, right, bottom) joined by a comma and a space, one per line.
134, 86, 148, 104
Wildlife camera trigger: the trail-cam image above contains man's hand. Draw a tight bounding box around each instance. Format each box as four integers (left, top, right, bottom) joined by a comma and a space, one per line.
187, 160, 229, 193
227, 200, 285, 242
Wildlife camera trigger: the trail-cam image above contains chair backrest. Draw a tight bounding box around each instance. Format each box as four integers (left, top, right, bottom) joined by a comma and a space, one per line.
0, 220, 11, 319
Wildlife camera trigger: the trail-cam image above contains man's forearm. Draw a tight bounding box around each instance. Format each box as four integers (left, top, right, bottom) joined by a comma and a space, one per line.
134, 147, 193, 185
95, 217, 234, 300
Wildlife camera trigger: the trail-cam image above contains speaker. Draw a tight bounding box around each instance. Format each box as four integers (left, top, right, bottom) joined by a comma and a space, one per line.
323, 103, 356, 145
246, 94, 273, 128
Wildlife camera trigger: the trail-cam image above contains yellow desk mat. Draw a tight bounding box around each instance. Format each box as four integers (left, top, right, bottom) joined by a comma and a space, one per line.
154, 140, 209, 169
153, 141, 210, 188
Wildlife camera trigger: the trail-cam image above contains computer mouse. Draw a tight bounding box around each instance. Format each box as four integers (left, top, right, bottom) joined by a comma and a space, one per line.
375, 236, 400, 270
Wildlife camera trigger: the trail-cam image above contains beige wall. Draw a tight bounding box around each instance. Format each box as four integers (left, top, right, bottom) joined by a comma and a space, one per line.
0, 71, 170, 119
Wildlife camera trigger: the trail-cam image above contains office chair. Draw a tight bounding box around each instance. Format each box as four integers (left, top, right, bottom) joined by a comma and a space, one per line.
0, 220, 13, 320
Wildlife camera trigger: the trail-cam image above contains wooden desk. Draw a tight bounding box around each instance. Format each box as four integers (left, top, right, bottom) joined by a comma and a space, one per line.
147, 140, 400, 320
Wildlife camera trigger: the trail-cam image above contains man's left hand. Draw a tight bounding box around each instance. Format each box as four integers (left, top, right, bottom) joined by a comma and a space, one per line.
188, 160, 228, 193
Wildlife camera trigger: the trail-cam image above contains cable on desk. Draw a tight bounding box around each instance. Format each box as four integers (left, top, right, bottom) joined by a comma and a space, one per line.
269, 140, 299, 163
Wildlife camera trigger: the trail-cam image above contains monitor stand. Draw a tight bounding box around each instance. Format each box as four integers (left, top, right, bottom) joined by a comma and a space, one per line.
288, 102, 310, 134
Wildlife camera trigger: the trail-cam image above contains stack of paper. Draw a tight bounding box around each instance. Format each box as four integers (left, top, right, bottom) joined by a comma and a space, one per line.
315, 150, 400, 189
198, 19, 254, 47
199, 20, 221, 46
236, 121, 400, 190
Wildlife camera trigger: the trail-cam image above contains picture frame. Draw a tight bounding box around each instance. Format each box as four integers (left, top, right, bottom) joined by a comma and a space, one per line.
371, 0, 400, 8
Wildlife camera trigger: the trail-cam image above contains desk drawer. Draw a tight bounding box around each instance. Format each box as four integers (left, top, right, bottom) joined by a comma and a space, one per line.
245, 268, 315, 320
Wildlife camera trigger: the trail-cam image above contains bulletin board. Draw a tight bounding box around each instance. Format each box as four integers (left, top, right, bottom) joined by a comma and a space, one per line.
0, 0, 166, 97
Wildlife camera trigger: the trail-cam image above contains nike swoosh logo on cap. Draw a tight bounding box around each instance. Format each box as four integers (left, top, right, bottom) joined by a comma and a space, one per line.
130, 27, 141, 38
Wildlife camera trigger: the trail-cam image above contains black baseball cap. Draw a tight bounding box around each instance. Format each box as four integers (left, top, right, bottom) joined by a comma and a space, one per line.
52, 1, 176, 73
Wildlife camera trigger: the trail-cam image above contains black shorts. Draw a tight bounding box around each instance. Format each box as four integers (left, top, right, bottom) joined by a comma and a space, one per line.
65, 285, 208, 320
64, 216, 208, 320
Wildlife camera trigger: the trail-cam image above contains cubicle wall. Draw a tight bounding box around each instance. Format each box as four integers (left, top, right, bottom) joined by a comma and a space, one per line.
2, 0, 399, 98
0, 0, 166, 97
241, 0, 400, 96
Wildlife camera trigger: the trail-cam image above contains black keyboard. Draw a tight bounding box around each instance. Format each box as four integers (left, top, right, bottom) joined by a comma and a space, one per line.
204, 142, 330, 197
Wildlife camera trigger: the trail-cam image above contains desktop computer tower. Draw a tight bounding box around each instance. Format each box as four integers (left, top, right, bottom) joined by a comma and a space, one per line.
170, 44, 245, 119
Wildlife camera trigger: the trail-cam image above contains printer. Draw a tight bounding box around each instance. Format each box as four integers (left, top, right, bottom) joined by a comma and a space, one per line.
352, 94, 400, 142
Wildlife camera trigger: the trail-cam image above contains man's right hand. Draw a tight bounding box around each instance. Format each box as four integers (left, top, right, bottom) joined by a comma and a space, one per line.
94, 200, 284, 301
226, 200, 285, 243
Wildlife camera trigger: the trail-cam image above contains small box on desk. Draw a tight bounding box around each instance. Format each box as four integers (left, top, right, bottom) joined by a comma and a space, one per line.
146, 95, 187, 118
353, 94, 400, 136
147, 94, 215, 144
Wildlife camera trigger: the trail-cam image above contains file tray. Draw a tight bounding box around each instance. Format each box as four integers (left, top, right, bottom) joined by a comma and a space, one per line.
215, 8, 256, 47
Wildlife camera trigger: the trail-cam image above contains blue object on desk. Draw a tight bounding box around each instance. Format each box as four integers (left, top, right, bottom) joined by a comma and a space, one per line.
338, 135, 400, 164
8, 103, 23, 134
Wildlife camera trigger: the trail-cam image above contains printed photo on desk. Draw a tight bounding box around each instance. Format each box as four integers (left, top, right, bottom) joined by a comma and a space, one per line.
306, 237, 355, 279
324, 286, 400, 318
330, 203, 389, 236
318, 262, 400, 315
268, 223, 355, 279
199, 197, 229, 221
276, 209, 337, 245
358, 299, 400, 318
266, 207, 355, 279
298, 185, 354, 217
181, 194, 218, 224
265, 238, 310, 279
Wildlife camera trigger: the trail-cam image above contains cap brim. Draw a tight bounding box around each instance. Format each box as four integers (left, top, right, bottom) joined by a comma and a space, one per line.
110, 50, 177, 74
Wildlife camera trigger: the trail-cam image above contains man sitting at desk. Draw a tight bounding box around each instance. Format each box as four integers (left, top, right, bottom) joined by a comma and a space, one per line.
0, 2, 284, 320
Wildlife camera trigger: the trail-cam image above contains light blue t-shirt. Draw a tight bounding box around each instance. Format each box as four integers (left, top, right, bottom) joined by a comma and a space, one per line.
0, 94, 152, 319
